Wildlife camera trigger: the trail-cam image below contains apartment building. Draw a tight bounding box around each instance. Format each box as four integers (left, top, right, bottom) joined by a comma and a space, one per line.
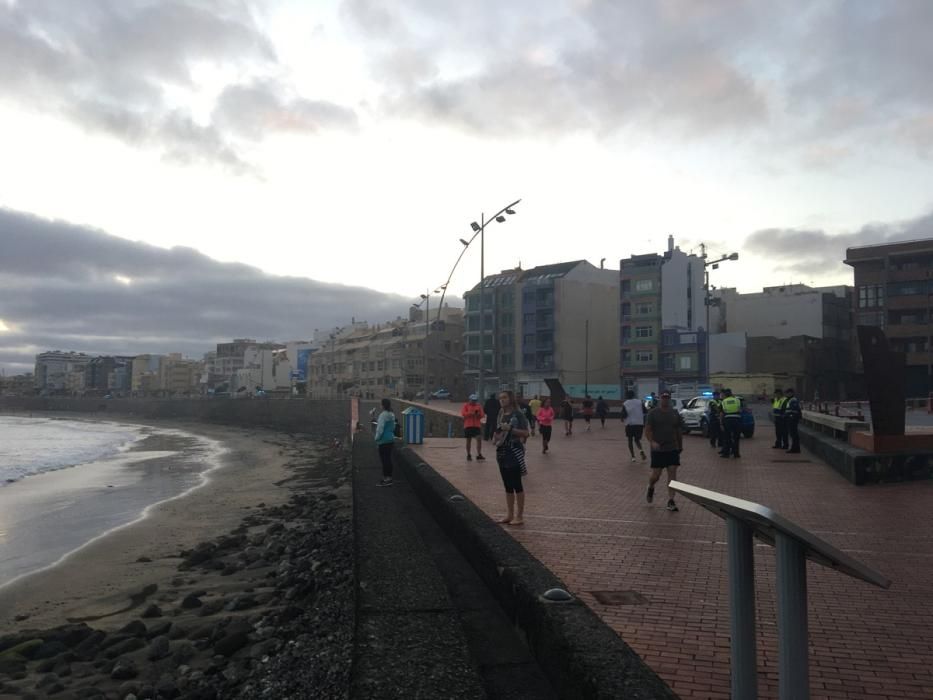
463, 260, 619, 397
308, 308, 465, 399
845, 239, 933, 396
34, 351, 92, 393
620, 239, 706, 396
711, 284, 854, 399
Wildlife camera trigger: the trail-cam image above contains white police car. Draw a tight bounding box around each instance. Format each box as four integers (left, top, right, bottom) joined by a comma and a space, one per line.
679, 394, 755, 438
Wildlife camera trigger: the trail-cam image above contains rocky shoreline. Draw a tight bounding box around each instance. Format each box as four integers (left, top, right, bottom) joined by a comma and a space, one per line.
0, 435, 353, 700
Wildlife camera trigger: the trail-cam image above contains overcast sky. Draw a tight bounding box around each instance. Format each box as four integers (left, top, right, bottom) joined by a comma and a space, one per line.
2, 0, 932, 373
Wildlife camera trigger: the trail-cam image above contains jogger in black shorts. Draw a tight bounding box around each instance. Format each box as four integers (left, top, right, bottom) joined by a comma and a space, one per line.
644, 392, 685, 512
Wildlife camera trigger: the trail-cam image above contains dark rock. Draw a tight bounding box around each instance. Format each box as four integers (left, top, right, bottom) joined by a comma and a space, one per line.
46, 682, 65, 695
265, 523, 285, 535
118, 620, 148, 638
104, 636, 146, 659
52, 660, 72, 677
13, 614, 30, 622
32, 639, 69, 660
0, 637, 43, 659
110, 658, 138, 680
73, 630, 106, 658
155, 675, 180, 699
171, 643, 196, 664
141, 604, 162, 619
180, 594, 203, 609
168, 625, 187, 641
249, 638, 279, 659
36, 657, 57, 673
74, 687, 106, 699
145, 621, 172, 640
36, 672, 59, 688
277, 606, 302, 623
223, 596, 257, 612
196, 600, 224, 617
139, 685, 156, 699
118, 680, 140, 697
213, 631, 249, 657
147, 636, 171, 661
136, 556, 152, 563
220, 564, 239, 576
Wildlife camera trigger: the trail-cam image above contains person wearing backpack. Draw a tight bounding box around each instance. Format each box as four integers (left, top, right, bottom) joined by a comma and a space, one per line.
374, 398, 399, 486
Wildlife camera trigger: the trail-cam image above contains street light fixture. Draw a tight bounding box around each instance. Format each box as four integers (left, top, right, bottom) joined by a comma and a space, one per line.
705, 252, 740, 384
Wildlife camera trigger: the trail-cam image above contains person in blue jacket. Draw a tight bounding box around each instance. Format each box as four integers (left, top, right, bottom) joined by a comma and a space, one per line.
374, 398, 398, 486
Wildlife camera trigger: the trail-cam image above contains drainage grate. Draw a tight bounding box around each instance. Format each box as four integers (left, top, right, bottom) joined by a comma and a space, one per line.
590, 590, 648, 606
771, 459, 812, 463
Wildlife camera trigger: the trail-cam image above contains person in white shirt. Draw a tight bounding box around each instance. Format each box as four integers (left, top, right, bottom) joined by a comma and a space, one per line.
621, 390, 647, 462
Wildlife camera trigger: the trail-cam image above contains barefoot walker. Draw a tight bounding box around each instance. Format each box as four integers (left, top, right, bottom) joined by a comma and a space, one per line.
644, 391, 686, 512
493, 390, 530, 525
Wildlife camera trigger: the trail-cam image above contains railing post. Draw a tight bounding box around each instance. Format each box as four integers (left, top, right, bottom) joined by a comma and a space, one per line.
776, 532, 810, 700
726, 517, 758, 699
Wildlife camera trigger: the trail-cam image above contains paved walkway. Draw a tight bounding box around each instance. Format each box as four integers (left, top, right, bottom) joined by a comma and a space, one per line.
412, 421, 933, 700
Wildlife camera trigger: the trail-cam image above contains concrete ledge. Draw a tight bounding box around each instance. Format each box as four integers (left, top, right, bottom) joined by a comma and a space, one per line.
798, 423, 933, 485
394, 446, 678, 700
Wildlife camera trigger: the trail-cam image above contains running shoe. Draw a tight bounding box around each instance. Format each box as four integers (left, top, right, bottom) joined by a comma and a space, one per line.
631, 457, 637, 463
666, 500, 679, 512
466, 454, 472, 461
476, 454, 485, 461
646, 485, 654, 503
379, 478, 394, 487
640, 451, 647, 461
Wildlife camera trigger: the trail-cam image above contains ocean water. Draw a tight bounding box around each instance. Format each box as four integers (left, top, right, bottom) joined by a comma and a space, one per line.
0, 416, 144, 485
0, 416, 226, 589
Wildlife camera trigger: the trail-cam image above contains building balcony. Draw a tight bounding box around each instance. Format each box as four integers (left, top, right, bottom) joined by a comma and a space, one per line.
906, 352, 933, 367
623, 337, 658, 346
886, 323, 931, 337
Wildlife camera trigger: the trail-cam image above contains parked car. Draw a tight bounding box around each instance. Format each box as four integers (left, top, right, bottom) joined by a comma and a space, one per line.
679, 395, 755, 438
430, 388, 452, 400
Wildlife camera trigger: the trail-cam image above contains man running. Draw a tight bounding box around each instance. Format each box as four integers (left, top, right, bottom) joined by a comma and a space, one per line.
528, 395, 542, 437
581, 395, 594, 432
644, 391, 686, 512
621, 390, 647, 462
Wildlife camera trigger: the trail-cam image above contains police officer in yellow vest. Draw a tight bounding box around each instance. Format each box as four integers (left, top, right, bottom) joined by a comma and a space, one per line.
719, 388, 743, 458
771, 388, 789, 450
708, 390, 724, 450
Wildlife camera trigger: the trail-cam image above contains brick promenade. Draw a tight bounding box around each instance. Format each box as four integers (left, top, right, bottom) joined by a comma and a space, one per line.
412, 415, 933, 699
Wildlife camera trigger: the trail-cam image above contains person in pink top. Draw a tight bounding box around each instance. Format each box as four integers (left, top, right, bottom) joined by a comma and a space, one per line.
536, 396, 556, 454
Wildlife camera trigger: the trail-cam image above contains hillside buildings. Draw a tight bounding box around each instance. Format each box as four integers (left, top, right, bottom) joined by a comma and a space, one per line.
462, 261, 619, 398
845, 239, 933, 395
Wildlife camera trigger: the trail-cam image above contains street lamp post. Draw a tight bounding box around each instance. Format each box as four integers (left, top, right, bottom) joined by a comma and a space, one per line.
704, 252, 739, 384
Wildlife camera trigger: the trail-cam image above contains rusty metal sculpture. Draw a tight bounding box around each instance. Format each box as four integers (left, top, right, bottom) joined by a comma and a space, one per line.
856, 325, 905, 436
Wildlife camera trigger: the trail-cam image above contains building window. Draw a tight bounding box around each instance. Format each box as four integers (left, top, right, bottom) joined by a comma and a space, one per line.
858, 285, 884, 308
663, 355, 675, 371
635, 279, 654, 292
621, 326, 632, 342
622, 350, 631, 363
679, 356, 693, 370
621, 280, 631, 293
635, 351, 654, 362
635, 326, 653, 338
636, 302, 654, 315
680, 333, 697, 344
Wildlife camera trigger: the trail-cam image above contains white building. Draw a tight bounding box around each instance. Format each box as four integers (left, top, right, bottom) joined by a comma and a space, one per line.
715, 284, 852, 340
34, 351, 92, 392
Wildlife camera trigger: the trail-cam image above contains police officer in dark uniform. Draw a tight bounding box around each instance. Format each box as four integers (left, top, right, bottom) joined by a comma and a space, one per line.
720, 388, 743, 458
784, 387, 801, 453
708, 390, 723, 449
771, 388, 788, 449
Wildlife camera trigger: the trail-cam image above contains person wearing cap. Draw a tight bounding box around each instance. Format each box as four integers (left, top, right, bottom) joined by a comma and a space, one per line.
461, 394, 486, 462
720, 388, 743, 458
644, 391, 686, 512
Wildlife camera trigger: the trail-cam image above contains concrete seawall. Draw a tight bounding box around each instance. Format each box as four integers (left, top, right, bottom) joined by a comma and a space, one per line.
393, 444, 678, 699
0, 397, 352, 437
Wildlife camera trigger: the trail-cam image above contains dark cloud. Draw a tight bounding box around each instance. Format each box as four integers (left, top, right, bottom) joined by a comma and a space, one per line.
0, 208, 410, 373
744, 211, 933, 275
340, 0, 933, 154
0, 1, 356, 171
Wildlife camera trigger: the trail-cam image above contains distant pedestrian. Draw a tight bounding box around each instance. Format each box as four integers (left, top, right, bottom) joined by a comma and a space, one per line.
460, 393, 486, 462
785, 388, 801, 453
644, 391, 685, 512
493, 390, 530, 526
771, 388, 788, 450
521, 400, 535, 437
707, 391, 724, 450
537, 397, 555, 454
560, 397, 575, 436
528, 395, 542, 437
595, 396, 609, 427
373, 398, 398, 487
621, 390, 647, 462
719, 388, 742, 459
644, 392, 659, 413
483, 393, 500, 442
581, 395, 594, 431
